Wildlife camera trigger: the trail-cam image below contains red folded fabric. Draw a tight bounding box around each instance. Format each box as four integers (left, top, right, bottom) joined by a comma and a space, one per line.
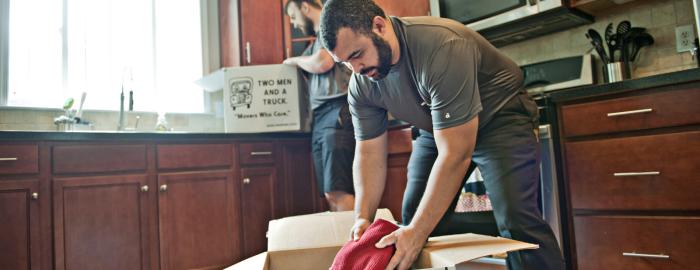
331, 219, 399, 270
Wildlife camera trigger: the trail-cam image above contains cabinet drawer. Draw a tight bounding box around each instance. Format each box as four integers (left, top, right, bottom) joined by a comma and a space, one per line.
157, 144, 232, 170
0, 144, 39, 175
239, 143, 275, 165
52, 144, 146, 174
574, 216, 700, 270
560, 88, 700, 137
565, 131, 700, 210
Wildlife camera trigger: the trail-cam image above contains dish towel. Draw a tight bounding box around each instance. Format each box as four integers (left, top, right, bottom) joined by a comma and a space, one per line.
330, 218, 399, 270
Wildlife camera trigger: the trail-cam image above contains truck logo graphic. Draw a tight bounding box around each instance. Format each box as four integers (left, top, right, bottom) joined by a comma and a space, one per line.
228, 77, 253, 110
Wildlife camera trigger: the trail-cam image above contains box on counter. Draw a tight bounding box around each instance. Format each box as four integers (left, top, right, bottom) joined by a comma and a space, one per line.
196, 64, 310, 133
225, 209, 537, 270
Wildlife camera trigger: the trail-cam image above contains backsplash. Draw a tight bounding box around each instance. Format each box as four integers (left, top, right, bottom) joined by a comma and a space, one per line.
500, 0, 698, 78
0, 107, 224, 132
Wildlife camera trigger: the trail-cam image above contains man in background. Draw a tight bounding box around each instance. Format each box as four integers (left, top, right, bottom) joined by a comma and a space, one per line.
283, 0, 355, 211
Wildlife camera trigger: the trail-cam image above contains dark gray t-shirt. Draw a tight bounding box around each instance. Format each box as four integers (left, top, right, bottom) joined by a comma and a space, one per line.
348, 16, 524, 140
303, 38, 353, 110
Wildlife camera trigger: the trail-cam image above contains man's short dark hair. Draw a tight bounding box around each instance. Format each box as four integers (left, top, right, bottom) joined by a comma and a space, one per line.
319, 0, 386, 51
285, 0, 322, 13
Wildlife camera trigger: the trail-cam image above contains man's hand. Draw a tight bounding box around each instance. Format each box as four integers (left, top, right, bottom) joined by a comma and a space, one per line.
375, 226, 429, 270
282, 57, 298, 66
350, 218, 371, 241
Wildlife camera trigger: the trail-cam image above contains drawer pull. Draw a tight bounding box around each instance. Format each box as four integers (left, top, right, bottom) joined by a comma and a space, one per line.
607, 108, 653, 117
622, 252, 670, 259
614, 171, 661, 177
0, 157, 19, 161
243, 178, 251, 184
250, 151, 272, 156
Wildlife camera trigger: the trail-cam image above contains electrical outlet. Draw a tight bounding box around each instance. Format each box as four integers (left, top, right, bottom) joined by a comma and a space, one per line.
676, 25, 697, 52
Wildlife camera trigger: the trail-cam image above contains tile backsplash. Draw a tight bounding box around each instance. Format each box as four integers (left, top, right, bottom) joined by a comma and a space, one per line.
1, 0, 697, 132
500, 0, 698, 78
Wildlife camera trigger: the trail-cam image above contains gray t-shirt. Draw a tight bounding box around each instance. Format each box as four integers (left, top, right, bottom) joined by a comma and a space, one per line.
348, 16, 524, 140
303, 38, 353, 110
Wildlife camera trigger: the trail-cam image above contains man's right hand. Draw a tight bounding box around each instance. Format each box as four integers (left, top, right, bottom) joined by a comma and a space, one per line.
351, 218, 371, 241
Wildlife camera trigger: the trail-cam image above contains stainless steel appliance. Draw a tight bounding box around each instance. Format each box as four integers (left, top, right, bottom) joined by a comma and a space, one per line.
538, 124, 562, 248
429, 0, 593, 47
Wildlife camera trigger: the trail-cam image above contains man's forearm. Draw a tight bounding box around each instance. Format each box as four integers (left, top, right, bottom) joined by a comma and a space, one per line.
408, 153, 471, 236
353, 132, 388, 221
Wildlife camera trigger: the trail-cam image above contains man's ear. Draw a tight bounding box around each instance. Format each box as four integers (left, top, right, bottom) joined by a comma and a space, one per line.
371, 16, 387, 36
300, 2, 309, 13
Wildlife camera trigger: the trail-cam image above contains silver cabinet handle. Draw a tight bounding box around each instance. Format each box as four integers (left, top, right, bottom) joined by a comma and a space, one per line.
159, 184, 168, 192
245, 42, 251, 64
31, 192, 38, 200
607, 108, 653, 117
622, 252, 670, 259
614, 171, 661, 177
243, 178, 251, 184
250, 151, 272, 156
0, 157, 19, 161
141, 185, 149, 192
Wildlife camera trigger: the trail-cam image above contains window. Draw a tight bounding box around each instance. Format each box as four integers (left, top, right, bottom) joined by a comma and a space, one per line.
2, 0, 206, 113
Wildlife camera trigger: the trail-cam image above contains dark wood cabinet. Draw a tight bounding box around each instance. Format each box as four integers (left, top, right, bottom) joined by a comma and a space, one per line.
158, 170, 239, 269
52, 174, 149, 270
239, 0, 285, 65
240, 166, 277, 259
379, 127, 412, 223
0, 179, 40, 270
280, 140, 316, 216
556, 85, 700, 270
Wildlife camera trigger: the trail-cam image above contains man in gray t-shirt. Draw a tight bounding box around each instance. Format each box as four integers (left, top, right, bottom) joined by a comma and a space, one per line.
319, 1, 564, 269
283, 0, 355, 211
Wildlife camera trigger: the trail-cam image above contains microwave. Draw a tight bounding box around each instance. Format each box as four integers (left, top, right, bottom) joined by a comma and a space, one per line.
429, 0, 593, 47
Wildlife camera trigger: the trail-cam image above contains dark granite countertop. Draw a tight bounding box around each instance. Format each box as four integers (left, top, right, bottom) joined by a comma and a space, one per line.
0, 130, 310, 141
549, 68, 700, 103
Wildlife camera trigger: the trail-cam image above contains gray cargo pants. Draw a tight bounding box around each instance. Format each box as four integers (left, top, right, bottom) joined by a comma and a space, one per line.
402, 93, 565, 270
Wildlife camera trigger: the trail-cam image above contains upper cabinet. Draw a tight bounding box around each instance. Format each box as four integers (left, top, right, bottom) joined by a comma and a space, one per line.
239, 0, 286, 65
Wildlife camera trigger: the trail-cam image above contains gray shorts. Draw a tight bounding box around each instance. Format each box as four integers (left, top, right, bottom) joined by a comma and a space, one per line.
311, 99, 355, 196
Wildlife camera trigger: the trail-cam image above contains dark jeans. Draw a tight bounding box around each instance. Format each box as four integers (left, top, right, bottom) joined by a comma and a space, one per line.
402, 93, 564, 270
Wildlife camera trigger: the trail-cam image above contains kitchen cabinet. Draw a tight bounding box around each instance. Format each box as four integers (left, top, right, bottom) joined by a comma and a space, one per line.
279, 139, 317, 216
0, 179, 40, 270
158, 170, 238, 269
239, 0, 285, 65
52, 174, 150, 270
556, 85, 700, 270
240, 166, 277, 258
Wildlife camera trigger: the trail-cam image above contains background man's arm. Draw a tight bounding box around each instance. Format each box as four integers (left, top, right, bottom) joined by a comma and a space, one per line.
283, 47, 335, 74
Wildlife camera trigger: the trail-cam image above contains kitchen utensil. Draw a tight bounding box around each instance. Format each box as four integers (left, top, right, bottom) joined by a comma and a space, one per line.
76, 92, 87, 118
616, 21, 632, 62
604, 23, 616, 62
587, 29, 609, 64
630, 32, 655, 61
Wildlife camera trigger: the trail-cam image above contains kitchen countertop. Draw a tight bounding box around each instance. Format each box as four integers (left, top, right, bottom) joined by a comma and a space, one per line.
549, 68, 700, 103
0, 130, 310, 141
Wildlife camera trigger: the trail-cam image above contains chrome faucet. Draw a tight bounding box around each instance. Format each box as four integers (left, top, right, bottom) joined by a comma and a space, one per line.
117, 87, 125, 131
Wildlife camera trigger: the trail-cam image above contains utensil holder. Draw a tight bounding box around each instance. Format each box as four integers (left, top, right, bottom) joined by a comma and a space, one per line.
604, 61, 630, 83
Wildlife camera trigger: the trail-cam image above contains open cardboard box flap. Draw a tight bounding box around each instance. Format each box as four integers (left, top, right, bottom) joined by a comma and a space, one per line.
226, 209, 537, 270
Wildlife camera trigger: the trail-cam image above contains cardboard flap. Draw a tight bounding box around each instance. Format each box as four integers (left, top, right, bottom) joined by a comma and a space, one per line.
225, 252, 269, 270
415, 233, 538, 268
267, 209, 395, 252
194, 68, 225, 92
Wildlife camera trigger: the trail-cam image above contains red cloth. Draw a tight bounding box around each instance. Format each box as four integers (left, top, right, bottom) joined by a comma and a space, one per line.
331, 219, 399, 270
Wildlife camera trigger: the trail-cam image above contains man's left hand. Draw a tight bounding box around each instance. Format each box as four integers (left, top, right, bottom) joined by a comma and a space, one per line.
375, 226, 428, 270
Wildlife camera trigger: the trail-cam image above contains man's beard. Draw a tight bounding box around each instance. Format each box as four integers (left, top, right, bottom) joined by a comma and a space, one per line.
363, 33, 393, 81
300, 15, 315, 36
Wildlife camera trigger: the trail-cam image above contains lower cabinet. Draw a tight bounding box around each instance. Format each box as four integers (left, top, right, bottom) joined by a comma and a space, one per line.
379, 127, 412, 223
240, 166, 277, 259
158, 170, 239, 270
52, 174, 150, 270
0, 179, 40, 270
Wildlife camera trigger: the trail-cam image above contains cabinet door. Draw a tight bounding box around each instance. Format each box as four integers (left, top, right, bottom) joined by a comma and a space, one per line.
240, 167, 277, 259
0, 180, 40, 270
158, 170, 239, 269
379, 128, 412, 223
53, 175, 149, 270
280, 140, 316, 216
375, 0, 430, 16
239, 0, 284, 65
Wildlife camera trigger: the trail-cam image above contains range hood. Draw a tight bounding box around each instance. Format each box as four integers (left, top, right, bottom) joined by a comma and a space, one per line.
479, 7, 594, 47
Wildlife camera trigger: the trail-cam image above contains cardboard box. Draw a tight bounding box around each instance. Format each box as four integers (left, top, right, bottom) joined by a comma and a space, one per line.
196, 64, 310, 133
225, 209, 537, 270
